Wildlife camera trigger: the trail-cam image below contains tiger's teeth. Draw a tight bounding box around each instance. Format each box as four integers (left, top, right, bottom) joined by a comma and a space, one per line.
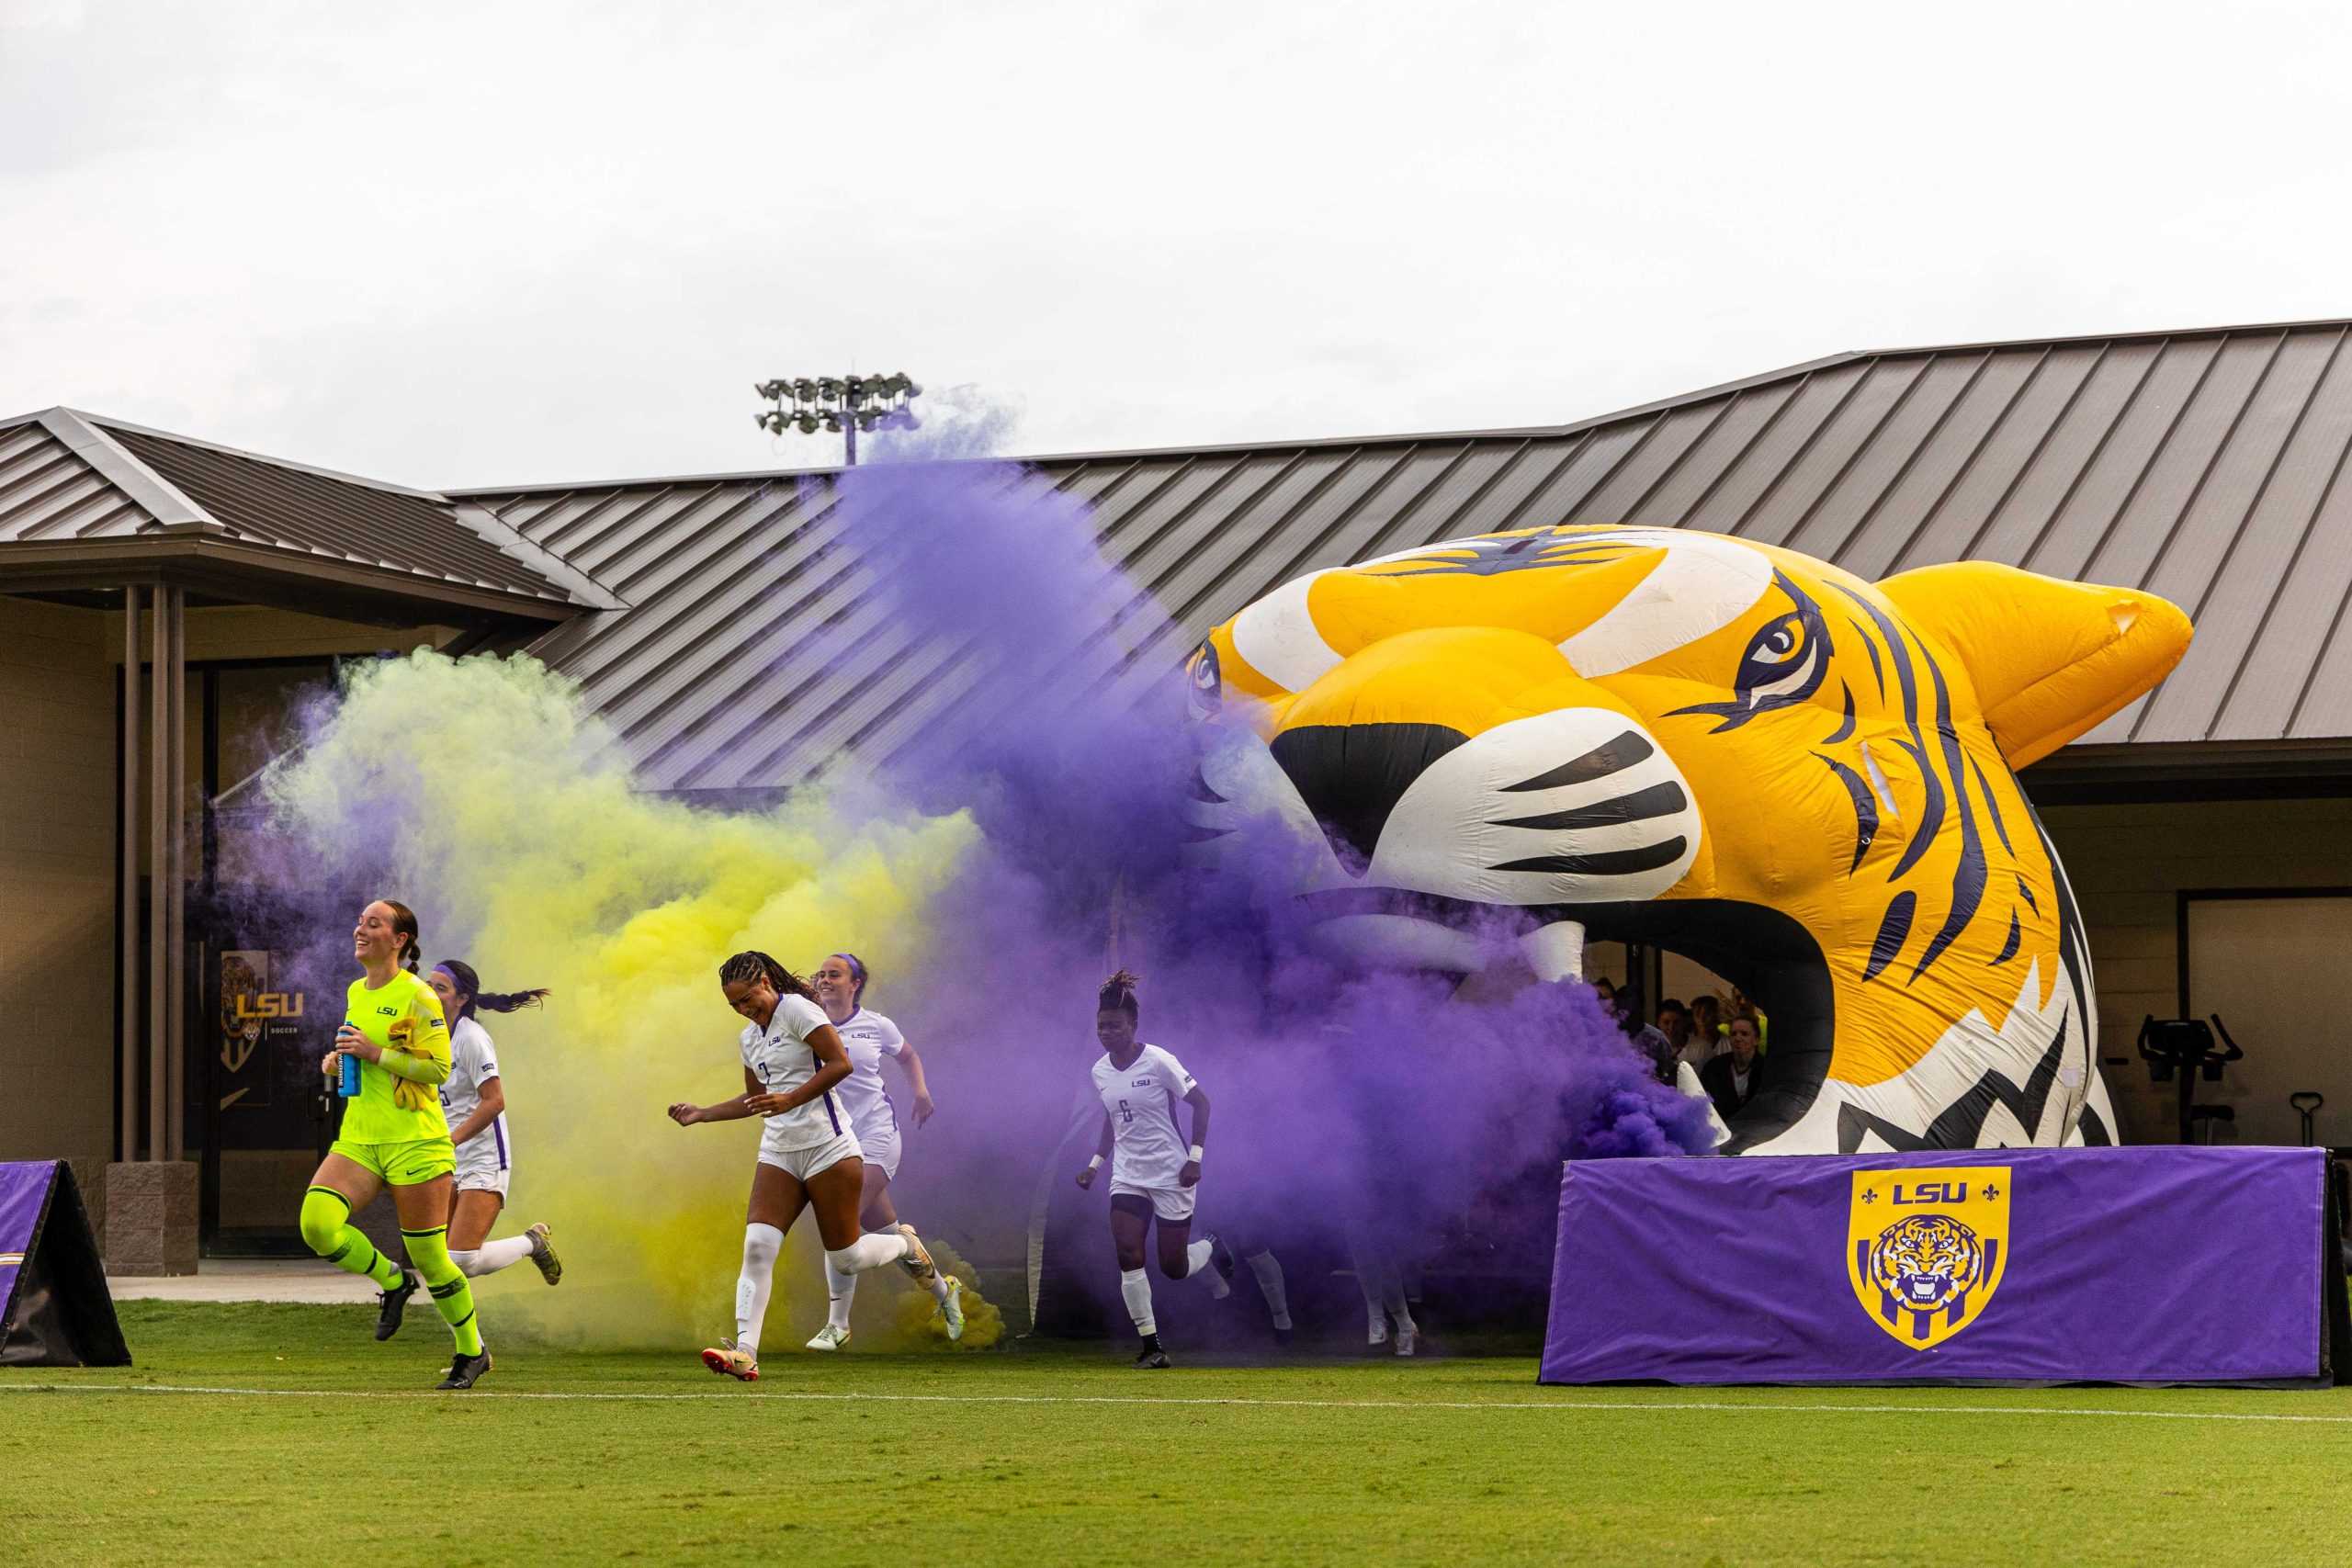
1521, 919, 1586, 983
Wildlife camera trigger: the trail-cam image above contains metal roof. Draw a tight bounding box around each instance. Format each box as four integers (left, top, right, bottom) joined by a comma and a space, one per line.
464, 317, 2352, 792
0, 408, 585, 614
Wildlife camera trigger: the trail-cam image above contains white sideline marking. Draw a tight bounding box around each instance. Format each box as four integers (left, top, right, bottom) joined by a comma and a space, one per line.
6, 1383, 2352, 1426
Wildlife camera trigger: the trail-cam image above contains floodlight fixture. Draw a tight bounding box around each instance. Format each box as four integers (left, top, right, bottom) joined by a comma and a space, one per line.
753, 366, 927, 466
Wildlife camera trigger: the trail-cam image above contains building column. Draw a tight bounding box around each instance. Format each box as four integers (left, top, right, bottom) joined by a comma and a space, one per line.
119, 584, 141, 1165
112, 579, 196, 1276
164, 586, 186, 1162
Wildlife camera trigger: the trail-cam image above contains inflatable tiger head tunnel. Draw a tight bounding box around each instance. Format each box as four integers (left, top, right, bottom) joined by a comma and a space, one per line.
1183, 526, 2191, 1155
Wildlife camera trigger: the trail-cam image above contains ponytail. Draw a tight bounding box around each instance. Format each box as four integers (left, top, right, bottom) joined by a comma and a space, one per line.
431, 958, 549, 1025
382, 899, 422, 975
1098, 968, 1140, 1019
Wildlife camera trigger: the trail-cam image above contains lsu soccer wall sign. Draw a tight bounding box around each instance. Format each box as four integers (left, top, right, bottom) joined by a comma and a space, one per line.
1185, 525, 2194, 1155
1846, 1167, 2009, 1349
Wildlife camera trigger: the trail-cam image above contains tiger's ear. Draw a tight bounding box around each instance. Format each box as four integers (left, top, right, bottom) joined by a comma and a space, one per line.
1873, 561, 2193, 769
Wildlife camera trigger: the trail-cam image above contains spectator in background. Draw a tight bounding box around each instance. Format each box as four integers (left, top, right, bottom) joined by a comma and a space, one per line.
1657, 998, 1690, 1056
1701, 1016, 1763, 1122
1682, 993, 1724, 1071
1730, 987, 1769, 1051
1606, 983, 1678, 1086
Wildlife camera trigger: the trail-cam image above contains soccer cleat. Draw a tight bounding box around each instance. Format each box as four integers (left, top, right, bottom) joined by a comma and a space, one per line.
437, 1348, 492, 1390
892, 1224, 940, 1286
526, 1222, 562, 1286
375, 1269, 419, 1341
1204, 1233, 1236, 1300
805, 1324, 853, 1352
1134, 1348, 1172, 1369
940, 1275, 966, 1342
701, 1338, 760, 1382
1273, 1324, 1295, 1348
1395, 1322, 1419, 1358
1367, 1311, 1389, 1348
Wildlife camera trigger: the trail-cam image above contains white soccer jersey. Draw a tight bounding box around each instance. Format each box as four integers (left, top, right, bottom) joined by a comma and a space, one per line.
739, 992, 849, 1152
439, 1015, 510, 1171
830, 1007, 905, 1145
1092, 1043, 1197, 1190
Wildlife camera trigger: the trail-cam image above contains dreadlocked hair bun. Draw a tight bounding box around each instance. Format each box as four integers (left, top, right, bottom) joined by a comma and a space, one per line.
720, 950, 817, 1001
1098, 968, 1141, 1017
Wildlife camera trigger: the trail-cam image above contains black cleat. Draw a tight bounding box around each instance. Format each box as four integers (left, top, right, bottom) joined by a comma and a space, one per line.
375, 1269, 419, 1341
1134, 1348, 1172, 1369
1273, 1324, 1295, 1348
437, 1348, 493, 1389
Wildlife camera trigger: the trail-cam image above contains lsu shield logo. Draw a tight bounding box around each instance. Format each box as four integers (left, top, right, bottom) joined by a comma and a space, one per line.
1847, 1168, 2010, 1349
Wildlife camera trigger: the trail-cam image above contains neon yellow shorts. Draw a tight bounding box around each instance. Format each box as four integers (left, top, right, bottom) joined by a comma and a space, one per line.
329, 1135, 457, 1187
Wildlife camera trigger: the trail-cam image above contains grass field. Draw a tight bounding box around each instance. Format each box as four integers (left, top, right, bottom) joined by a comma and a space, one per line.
8, 1303, 2352, 1566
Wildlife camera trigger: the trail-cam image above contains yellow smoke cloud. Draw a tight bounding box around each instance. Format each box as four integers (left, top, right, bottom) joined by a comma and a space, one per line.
270, 649, 989, 1350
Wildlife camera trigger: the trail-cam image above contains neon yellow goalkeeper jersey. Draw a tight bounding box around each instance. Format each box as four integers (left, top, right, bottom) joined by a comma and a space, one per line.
339, 969, 452, 1144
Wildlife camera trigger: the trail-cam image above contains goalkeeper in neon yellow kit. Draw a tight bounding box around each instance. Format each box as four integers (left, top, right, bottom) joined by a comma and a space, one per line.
299, 897, 492, 1389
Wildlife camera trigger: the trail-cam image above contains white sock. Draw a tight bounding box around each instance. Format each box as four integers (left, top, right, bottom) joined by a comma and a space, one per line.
1246, 1248, 1293, 1330
825, 1258, 855, 1331
734, 1222, 784, 1357
451, 1235, 535, 1279
1348, 1233, 1395, 1335
1184, 1237, 1213, 1280
1119, 1267, 1157, 1337
826, 1230, 910, 1275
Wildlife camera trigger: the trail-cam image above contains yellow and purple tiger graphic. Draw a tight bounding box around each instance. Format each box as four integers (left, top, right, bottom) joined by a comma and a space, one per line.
1182, 525, 2191, 1154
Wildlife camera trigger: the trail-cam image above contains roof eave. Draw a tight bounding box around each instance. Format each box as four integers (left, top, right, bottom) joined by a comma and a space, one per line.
0, 531, 583, 626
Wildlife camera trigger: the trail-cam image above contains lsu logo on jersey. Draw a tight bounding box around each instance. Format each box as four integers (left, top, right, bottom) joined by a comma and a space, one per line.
1847, 1167, 2010, 1349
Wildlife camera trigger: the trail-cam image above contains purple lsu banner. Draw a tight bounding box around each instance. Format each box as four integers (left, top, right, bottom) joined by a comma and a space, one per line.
1542, 1146, 2328, 1384
0, 1160, 54, 1326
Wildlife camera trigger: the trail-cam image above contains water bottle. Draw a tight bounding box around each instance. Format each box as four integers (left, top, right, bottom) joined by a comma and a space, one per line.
337, 1021, 362, 1098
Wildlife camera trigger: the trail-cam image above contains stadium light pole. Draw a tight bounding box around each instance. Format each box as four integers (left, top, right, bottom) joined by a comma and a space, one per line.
754, 373, 923, 467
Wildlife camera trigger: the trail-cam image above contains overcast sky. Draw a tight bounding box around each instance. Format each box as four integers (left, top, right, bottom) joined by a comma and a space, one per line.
5, 1, 2348, 491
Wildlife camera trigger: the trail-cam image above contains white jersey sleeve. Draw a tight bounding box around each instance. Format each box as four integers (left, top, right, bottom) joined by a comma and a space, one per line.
1144, 1044, 1194, 1095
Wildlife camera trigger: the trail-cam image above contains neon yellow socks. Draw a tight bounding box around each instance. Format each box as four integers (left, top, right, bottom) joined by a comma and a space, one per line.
401, 1224, 484, 1357
300, 1186, 402, 1290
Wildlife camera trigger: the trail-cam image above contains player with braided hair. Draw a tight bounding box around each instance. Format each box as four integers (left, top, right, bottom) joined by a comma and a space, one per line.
1075, 970, 1291, 1367
667, 949, 946, 1380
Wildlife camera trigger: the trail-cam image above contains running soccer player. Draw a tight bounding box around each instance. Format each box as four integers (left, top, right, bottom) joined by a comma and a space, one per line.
1074, 970, 1272, 1369
299, 898, 492, 1390
424, 960, 562, 1286
666, 950, 946, 1381
801, 952, 962, 1349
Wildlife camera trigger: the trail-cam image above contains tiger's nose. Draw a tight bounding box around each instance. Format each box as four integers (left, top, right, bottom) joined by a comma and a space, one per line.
1270, 723, 1466, 873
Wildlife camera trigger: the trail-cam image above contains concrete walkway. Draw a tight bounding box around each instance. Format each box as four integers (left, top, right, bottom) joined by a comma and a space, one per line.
108, 1259, 377, 1304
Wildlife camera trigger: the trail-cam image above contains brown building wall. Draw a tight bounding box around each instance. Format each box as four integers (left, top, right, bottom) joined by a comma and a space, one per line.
0, 594, 458, 1170
0, 595, 117, 1167
2040, 796, 2352, 1144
